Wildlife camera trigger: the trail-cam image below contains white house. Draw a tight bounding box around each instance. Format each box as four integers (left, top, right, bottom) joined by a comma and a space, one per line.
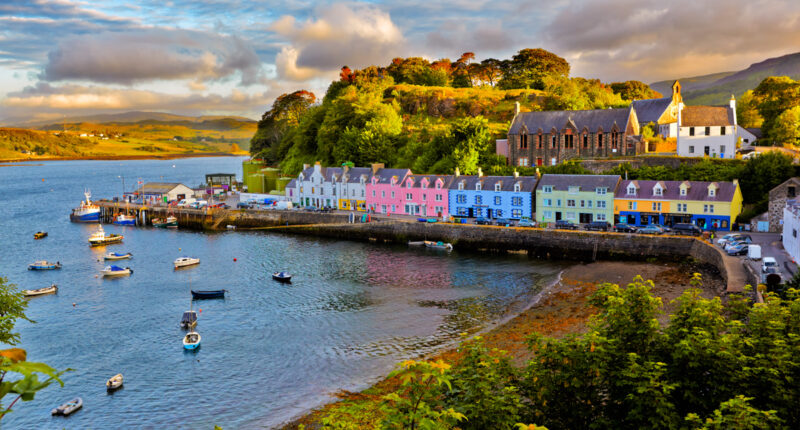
677, 97, 738, 159
294, 162, 343, 208
336, 166, 371, 211
138, 182, 194, 204
783, 199, 800, 264
738, 126, 760, 146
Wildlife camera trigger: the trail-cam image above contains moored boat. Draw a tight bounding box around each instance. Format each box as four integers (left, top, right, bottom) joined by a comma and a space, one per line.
272, 272, 292, 283
174, 257, 200, 269
102, 265, 133, 277
23, 284, 58, 297
28, 260, 61, 270
112, 214, 136, 226
34, 231, 48, 239
70, 190, 100, 223
425, 240, 453, 251
183, 331, 201, 350
165, 216, 178, 228
191, 289, 226, 300
106, 374, 123, 391
151, 217, 166, 227
408, 241, 426, 246
180, 310, 198, 329
104, 252, 132, 260
88, 225, 123, 246
51, 397, 82, 416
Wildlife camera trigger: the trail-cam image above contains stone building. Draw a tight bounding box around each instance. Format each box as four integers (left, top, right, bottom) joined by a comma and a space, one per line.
768, 177, 800, 232
506, 107, 642, 168
630, 80, 683, 138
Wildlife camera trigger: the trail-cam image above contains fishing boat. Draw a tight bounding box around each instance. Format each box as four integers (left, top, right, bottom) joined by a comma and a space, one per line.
183, 331, 201, 350
34, 231, 48, 239
425, 240, 453, 251
106, 374, 123, 391
23, 284, 58, 297
51, 397, 82, 416
88, 225, 123, 246
102, 265, 132, 277
191, 289, 226, 300
28, 260, 62, 270
154, 216, 178, 228
104, 252, 132, 260
165, 216, 178, 228
180, 310, 198, 329
112, 214, 136, 226
151, 217, 167, 227
70, 190, 100, 223
272, 272, 292, 283
174, 257, 200, 269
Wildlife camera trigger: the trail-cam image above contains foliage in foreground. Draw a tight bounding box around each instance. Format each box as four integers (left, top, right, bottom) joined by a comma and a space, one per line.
320, 275, 800, 429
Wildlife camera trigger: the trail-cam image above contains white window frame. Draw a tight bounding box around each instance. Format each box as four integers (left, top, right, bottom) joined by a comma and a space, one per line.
495, 183, 501, 192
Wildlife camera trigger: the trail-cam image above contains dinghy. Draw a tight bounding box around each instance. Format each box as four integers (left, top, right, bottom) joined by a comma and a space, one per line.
174, 257, 200, 269
191, 290, 226, 299
183, 331, 201, 350
102, 265, 133, 277
28, 260, 61, 270
425, 241, 453, 251
34, 231, 48, 239
407, 241, 426, 246
106, 374, 123, 391
51, 397, 82, 416
272, 272, 292, 283
104, 252, 132, 260
180, 310, 198, 329
23, 284, 57, 297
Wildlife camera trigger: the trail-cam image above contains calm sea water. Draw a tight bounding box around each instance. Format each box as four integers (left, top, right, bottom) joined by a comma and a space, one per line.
0, 157, 566, 429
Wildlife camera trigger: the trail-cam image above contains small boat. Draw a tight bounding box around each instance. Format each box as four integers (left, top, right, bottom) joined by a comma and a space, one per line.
70, 190, 100, 223
88, 225, 123, 246
226, 225, 236, 230
104, 252, 132, 260
272, 272, 292, 283
180, 310, 198, 329
408, 241, 426, 246
51, 397, 82, 416
191, 289, 226, 300
165, 216, 178, 228
102, 265, 133, 277
106, 374, 123, 391
34, 231, 48, 239
425, 240, 453, 251
151, 217, 167, 228
183, 331, 201, 350
174, 257, 200, 269
23, 284, 58, 297
112, 214, 136, 226
28, 260, 62, 270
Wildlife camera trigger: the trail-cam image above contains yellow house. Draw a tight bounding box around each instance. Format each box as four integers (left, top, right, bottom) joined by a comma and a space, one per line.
614, 179, 743, 231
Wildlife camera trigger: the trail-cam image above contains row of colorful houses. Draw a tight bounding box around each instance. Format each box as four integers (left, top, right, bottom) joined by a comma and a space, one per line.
285, 162, 743, 230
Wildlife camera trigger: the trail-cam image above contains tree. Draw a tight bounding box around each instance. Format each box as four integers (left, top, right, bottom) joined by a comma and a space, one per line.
773, 106, 800, 146
737, 90, 763, 129
498, 48, 570, 90
0, 277, 31, 346
610, 80, 662, 100
250, 90, 316, 163
736, 151, 794, 203
478, 58, 503, 87
452, 52, 476, 88
752, 76, 800, 141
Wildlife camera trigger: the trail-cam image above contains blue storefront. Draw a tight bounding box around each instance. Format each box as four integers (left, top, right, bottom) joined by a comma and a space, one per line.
448, 175, 537, 220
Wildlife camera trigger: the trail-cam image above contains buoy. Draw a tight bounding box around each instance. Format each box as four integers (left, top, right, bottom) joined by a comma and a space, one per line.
41, 178, 45, 181
72, 303, 76, 307
233, 258, 237, 262
178, 248, 181, 251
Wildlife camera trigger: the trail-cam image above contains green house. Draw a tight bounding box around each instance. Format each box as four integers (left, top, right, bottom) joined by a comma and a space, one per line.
535, 174, 621, 225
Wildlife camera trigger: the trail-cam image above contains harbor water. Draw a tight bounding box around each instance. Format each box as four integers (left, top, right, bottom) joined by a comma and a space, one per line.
0, 157, 567, 428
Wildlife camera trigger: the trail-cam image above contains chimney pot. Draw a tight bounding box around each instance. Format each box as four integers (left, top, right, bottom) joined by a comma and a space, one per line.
477, 167, 483, 177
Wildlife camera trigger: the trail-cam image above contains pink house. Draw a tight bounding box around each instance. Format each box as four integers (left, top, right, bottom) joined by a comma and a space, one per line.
400, 175, 453, 217
365, 165, 411, 214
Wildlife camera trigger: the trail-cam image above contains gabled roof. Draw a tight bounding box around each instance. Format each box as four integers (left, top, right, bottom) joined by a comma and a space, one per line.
405, 174, 455, 189
616, 179, 737, 201
509, 108, 632, 135
745, 128, 763, 138
298, 166, 314, 180
681, 105, 734, 127
139, 182, 190, 194
344, 167, 372, 183
536, 174, 620, 192
286, 179, 297, 188
323, 167, 343, 182
448, 175, 539, 192
372, 168, 411, 184
631, 97, 672, 124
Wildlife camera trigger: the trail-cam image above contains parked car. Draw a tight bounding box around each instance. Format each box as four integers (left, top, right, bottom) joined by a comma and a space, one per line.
672, 223, 702, 236
304, 206, 318, 212
474, 218, 492, 225
517, 218, 535, 228
726, 243, 750, 256
724, 236, 752, 252
613, 223, 637, 233
494, 218, 512, 227
554, 220, 578, 230
717, 233, 742, 247
638, 225, 664, 235
584, 221, 611, 231
653, 224, 672, 233
236, 202, 250, 209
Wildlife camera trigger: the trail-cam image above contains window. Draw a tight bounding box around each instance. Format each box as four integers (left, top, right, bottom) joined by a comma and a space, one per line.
566, 212, 576, 220
494, 196, 501, 205
514, 183, 521, 192
436, 182, 442, 189
456, 194, 466, 204
381, 205, 387, 213
611, 132, 619, 149
512, 197, 523, 206
518, 157, 529, 167
704, 204, 714, 213
391, 191, 395, 199
596, 187, 607, 195
587, 200, 593, 208
556, 199, 562, 207
680, 188, 686, 196
520, 134, 528, 149
652, 202, 662, 211
543, 198, 552, 207
598, 133, 603, 148
333, 187, 336, 195
794, 229, 797, 238
709, 188, 715, 197
495, 183, 502, 192
392, 205, 396, 212
435, 194, 443, 201
597, 200, 606, 209
300, 186, 304, 193
435, 206, 443, 214
406, 193, 412, 201
407, 181, 412, 188
705, 126, 710, 136
537, 134, 543, 149
789, 186, 796, 197
476, 183, 482, 191
689, 127, 695, 136
654, 186, 662, 196
475, 195, 482, 204
580, 200, 585, 208
458, 182, 464, 191
689, 146, 695, 154
565, 134, 574, 148
543, 210, 553, 219
511, 209, 522, 218
677, 203, 687, 212
568, 186, 579, 194
720, 146, 726, 154
721, 127, 726, 135
542, 186, 553, 193
628, 201, 637, 210
381, 190, 385, 198
496, 210, 504, 217
421, 181, 427, 189
422, 194, 427, 201
567, 199, 576, 207
583, 134, 588, 148
596, 213, 606, 221
458, 207, 468, 216
627, 186, 636, 195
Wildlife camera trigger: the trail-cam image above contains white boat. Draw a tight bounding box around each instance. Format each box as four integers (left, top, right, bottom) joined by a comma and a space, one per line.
23, 284, 58, 297
183, 331, 201, 350
51, 397, 82, 416
408, 241, 426, 246
106, 373, 123, 391
88, 225, 123, 246
112, 214, 136, 226
174, 257, 200, 269
104, 252, 132, 260
425, 240, 453, 251
102, 265, 133, 277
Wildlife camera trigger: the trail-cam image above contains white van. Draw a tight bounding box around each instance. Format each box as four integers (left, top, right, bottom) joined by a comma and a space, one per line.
747, 244, 762, 260
177, 198, 196, 207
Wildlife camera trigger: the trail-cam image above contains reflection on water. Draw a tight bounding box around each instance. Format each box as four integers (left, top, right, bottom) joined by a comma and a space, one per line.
0, 158, 568, 428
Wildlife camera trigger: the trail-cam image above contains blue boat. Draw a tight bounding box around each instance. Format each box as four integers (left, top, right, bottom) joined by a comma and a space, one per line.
191, 290, 226, 300
28, 260, 62, 270
183, 331, 201, 350
112, 214, 136, 225
272, 272, 292, 283
70, 191, 100, 223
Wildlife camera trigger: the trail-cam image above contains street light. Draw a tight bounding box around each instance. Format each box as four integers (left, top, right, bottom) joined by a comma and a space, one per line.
117, 175, 125, 198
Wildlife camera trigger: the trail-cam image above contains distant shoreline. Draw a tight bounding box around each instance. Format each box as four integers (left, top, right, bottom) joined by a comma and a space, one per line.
0, 151, 248, 164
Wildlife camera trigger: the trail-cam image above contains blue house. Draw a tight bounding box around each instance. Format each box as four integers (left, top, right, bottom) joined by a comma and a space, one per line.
448, 170, 538, 220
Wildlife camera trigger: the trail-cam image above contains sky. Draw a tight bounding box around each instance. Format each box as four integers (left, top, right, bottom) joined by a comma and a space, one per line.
1, 0, 799, 123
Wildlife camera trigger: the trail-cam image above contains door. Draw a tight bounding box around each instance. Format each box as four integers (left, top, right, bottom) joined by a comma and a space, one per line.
536, 158, 543, 166
555, 212, 562, 221
468, 208, 474, 217
579, 213, 592, 223
704, 146, 710, 156
487, 209, 493, 219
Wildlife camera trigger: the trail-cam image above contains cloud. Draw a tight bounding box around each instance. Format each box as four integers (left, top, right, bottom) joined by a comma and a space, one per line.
270, 3, 405, 80
41, 28, 265, 85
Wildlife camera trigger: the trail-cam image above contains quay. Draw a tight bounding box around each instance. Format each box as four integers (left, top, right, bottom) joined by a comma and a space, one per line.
94, 200, 752, 293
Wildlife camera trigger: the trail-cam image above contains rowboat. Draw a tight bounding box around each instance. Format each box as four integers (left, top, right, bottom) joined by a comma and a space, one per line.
88, 225, 123, 246
165, 216, 178, 228
180, 310, 198, 329
106, 373, 123, 391
191, 289, 226, 300
104, 252, 132, 260
408, 241, 426, 246
23, 284, 58, 297
272, 272, 292, 283
174, 257, 200, 269
51, 397, 82, 416
34, 231, 48, 239
102, 265, 133, 277
183, 331, 201, 350
425, 240, 453, 251
28, 260, 61, 270
151, 218, 166, 227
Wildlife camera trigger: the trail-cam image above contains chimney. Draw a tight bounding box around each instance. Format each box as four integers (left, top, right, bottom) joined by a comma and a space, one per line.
730, 94, 737, 127
513, 169, 519, 178
314, 161, 322, 175
514, 101, 520, 116
454, 167, 460, 177
303, 163, 310, 170
371, 163, 384, 175
477, 167, 483, 177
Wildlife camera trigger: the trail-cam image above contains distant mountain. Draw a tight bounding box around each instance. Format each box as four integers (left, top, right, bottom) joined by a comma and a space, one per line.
1, 111, 256, 128
650, 52, 800, 105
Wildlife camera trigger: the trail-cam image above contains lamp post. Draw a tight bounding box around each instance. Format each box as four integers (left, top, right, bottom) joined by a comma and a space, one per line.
117, 175, 125, 199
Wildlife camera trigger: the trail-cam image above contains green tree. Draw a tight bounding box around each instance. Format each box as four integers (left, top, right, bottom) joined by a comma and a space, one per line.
736, 151, 794, 203
610, 81, 662, 100
737, 90, 764, 129
498, 48, 570, 90
773, 106, 800, 146
250, 90, 316, 162
381, 360, 465, 430
685, 396, 783, 430
0, 277, 31, 346
752, 76, 800, 141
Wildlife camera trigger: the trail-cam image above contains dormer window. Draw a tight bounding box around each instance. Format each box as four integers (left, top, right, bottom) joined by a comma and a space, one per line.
494, 183, 501, 192
542, 186, 552, 193
407, 181, 412, 188
627, 186, 637, 195
680, 188, 687, 196
458, 182, 464, 191
436, 182, 442, 190
709, 188, 716, 197
654, 186, 663, 196
476, 183, 482, 191
514, 183, 521, 192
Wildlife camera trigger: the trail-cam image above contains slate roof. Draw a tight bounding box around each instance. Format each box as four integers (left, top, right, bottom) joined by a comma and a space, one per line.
616, 179, 737, 202
746, 128, 763, 139
631, 97, 672, 124
298, 166, 314, 180
536, 174, 620, 192
681, 106, 734, 127
405, 174, 455, 189
448, 175, 539, 192
286, 179, 297, 188
372, 168, 411, 184
342, 167, 372, 183
139, 182, 189, 194
509, 108, 632, 135
323, 167, 344, 182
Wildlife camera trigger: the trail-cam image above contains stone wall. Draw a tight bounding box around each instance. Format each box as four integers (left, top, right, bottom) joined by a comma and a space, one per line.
768, 178, 800, 233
